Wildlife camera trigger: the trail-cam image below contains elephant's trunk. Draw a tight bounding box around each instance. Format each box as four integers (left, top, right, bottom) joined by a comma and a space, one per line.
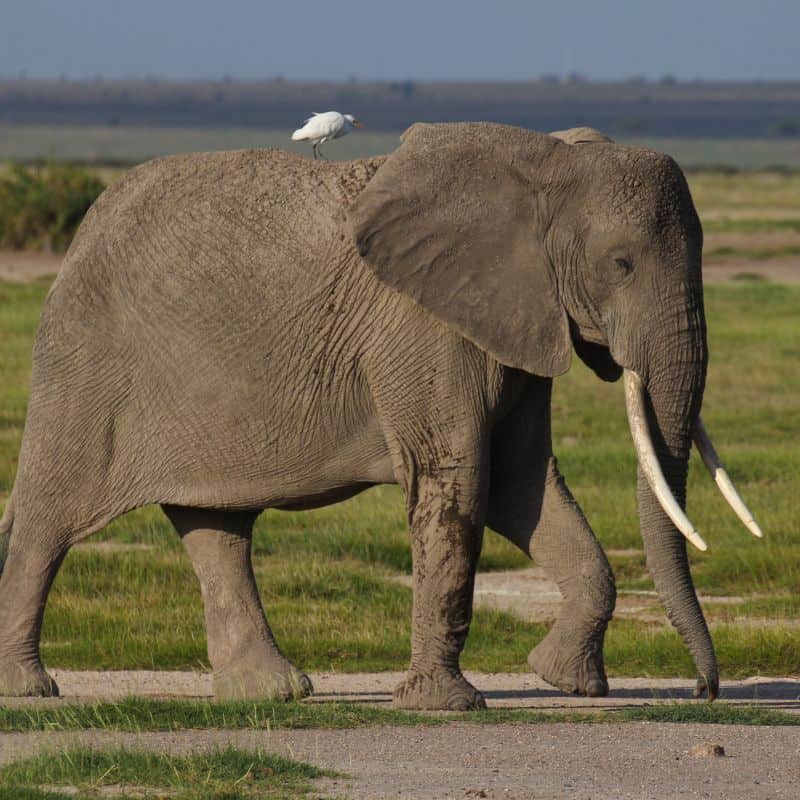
624, 292, 718, 698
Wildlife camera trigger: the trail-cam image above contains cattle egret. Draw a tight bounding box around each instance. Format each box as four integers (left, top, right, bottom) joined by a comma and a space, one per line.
291, 111, 364, 159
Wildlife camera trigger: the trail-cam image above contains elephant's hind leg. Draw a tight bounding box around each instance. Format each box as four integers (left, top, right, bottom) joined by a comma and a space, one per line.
526, 458, 616, 697
393, 468, 487, 711
163, 505, 312, 701
0, 506, 66, 696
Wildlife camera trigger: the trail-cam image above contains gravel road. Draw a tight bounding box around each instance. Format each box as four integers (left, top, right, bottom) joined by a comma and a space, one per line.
1, 672, 798, 798
1, 720, 798, 799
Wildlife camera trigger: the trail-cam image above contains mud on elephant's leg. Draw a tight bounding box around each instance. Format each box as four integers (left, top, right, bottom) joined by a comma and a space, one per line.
393, 469, 487, 711
527, 458, 616, 696
163, 505, 312, 701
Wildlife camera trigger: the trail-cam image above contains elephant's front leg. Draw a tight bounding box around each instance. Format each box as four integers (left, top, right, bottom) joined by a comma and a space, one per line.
163, 505, 312, 701
526, 458, 616, 696
393, 468, 487, 711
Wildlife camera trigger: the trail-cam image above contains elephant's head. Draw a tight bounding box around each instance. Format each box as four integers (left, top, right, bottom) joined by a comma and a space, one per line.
348, 122, 762, 699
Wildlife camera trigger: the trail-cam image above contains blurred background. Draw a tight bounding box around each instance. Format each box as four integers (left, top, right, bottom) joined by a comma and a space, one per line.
0, 1, 797, 681
1, 0, 800, 267
2, 0, 800, 273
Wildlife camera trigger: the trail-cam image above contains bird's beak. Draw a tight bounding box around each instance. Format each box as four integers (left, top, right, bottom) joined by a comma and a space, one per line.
353, 121, 365, 128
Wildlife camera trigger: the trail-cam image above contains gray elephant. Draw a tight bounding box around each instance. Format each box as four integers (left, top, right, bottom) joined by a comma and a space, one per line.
0, 122, 761, 709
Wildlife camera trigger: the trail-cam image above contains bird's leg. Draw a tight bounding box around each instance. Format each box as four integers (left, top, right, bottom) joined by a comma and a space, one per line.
317, 143, 327, 160
312, 143, 319, 160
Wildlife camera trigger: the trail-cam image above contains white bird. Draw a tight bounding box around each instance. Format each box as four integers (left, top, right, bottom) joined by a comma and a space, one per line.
291, 111, 364, 159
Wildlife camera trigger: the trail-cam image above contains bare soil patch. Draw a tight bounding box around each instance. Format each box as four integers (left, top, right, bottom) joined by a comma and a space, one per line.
393, 570, 747, 626
703, 257, 800, 283
704, 230, 800, 252
2, 721, 799, 799
0, 250, 62, 283
4, 671, 798, 715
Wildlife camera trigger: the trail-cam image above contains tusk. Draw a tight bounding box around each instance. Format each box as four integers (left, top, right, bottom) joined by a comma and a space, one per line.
623, 370, 708, 552
693, 417, 764, 538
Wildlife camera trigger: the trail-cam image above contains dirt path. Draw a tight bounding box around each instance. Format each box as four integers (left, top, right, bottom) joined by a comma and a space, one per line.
1, 720, 798, 799
2, 250, 800, 284
0, 251, 62, 283
702, 258, 800, 283
393, 568, 757, 626
2, 671, 798, 714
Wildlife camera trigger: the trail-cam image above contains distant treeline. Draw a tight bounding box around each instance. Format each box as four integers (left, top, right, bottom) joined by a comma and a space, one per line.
2, 78, 800, 137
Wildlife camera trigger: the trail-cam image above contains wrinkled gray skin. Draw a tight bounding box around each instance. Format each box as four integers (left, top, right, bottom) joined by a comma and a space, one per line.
0, 122, 713, 709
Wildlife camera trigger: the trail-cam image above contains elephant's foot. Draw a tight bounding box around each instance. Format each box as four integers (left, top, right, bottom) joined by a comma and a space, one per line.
693, 672, 719, 702
213, 655, 313, 701
0, 659, 59, 697
528, 631, 608, 697
393, 667, 486, 710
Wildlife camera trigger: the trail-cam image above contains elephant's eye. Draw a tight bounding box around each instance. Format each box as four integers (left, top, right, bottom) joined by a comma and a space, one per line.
614, 257, 634, 276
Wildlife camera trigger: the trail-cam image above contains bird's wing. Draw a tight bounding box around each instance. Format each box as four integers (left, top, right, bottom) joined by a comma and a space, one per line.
291, 111, 343, 142
314, 111, 344, 138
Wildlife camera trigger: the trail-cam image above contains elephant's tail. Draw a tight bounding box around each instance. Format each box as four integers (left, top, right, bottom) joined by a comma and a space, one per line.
0, 490, 14, 578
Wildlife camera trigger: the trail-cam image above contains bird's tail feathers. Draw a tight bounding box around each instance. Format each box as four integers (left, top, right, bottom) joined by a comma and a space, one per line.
291, 129, 308, 141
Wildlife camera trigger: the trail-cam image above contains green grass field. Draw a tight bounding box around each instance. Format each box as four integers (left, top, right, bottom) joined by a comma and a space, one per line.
2, 697, 797, 734
0, 746, 335, 800
0, 280, 797, 678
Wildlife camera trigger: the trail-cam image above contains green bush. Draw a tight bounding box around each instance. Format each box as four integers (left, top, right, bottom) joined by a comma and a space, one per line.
0, 163, 105, 252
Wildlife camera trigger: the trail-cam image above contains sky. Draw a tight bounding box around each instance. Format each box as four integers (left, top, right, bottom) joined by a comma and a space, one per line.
2, 0, 798, 82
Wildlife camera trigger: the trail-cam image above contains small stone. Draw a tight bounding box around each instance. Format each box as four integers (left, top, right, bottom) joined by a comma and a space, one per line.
690, 742, 726, 758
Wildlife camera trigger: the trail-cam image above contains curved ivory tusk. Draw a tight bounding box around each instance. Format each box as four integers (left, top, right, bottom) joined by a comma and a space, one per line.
693, 417, 764, 539
623, 370, 708, 552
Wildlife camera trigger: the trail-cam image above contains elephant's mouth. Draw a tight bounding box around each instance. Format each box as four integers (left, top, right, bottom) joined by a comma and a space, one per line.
623, 369, 764, 552
567, 319, 763, 550
569, 321, 623, 382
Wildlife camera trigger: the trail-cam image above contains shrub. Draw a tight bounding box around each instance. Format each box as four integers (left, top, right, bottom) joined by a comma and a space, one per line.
0, 163, 105, 252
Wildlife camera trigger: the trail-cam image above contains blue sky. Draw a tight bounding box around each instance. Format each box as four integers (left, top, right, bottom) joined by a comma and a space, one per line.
3, 0, 798, 81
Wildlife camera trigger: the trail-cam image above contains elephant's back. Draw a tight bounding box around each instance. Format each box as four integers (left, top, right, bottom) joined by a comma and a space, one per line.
62, 148, 385, 289
46, 149, 387, 336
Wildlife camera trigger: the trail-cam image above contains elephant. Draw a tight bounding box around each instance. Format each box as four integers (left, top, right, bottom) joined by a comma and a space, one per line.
0, 122, 762, 709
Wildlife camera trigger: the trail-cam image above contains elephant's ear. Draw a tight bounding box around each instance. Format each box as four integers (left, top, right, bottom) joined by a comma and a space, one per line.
347, 122, 572, 377
549, 126, 614, 145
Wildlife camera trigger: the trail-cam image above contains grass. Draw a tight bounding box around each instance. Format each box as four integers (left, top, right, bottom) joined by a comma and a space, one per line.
685, 170, 800, 256
0, 698, 797, 733
0, 164, 105, 251
0, 280, 797, 678
0, 698, 430, 733
730, 272, 769, 282
705, 245, 800, 262
0, 746, 336, 800
687, 170, 800, 216
703, 218, 800, 234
